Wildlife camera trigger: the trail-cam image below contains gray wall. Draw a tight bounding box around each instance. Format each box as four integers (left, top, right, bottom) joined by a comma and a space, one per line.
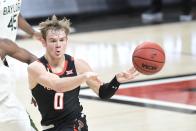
21, 0, 180, 18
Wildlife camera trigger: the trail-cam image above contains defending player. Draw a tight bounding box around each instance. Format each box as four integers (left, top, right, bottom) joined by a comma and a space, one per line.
0, 0, 42, 65
0, 39, 37, 131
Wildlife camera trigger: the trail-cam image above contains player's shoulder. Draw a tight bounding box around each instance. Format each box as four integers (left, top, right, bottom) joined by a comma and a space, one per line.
75, 58, 92, 73
28, 60, 45, 72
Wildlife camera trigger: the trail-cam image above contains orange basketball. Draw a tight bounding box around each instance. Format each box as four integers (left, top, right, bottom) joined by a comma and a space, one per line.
132, 41, 165, 75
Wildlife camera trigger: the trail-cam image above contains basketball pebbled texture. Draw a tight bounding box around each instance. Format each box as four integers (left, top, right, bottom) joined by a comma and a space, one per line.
132, 42, 165, 75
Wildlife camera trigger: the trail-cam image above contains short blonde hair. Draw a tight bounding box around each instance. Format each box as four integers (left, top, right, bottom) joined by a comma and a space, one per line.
39, 15, 71, 40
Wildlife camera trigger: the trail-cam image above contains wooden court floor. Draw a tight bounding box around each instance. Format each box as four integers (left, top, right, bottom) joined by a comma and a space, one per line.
9, 20, 196, 131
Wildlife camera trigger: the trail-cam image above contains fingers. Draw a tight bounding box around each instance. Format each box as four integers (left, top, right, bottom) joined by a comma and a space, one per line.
123, 72, 132, 78
127, 67, 137, 74
33, 32, 44, 42
117, 72, 134, 82
128, 67, 136, 73
116, 67, 140, 83
134, 72, 140, 77
128, 67, 140, 76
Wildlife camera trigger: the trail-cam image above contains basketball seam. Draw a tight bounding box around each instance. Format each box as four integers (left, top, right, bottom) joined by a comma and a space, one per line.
133, 56, 165, 63
134, 48, 165, 57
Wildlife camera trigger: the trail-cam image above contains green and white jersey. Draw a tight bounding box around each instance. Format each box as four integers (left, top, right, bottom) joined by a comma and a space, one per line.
0, 0, 22, 41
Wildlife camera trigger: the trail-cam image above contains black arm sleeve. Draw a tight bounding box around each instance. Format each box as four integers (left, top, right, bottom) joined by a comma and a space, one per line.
99, 76, 120, 99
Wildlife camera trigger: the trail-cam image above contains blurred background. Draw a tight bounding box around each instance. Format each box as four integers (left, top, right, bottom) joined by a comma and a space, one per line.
14, 1, 196, 131
21, 0, 196, 32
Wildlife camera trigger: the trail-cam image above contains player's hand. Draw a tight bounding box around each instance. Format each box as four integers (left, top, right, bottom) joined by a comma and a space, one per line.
116, 67, 139, 83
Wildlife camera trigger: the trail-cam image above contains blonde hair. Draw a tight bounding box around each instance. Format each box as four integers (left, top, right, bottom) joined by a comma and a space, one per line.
39, 15, 71, 40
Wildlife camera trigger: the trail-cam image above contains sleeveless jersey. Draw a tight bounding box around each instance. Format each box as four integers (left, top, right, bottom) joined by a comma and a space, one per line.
32, 54, 82, 126
0, 0, 22, 41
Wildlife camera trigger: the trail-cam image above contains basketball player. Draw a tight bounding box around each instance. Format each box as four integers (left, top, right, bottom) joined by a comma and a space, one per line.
28, 15, 139, 131
0, 0, 41, 130
0, 39, 37, 131
0, 0, 42, 41
0, 0, 42, 65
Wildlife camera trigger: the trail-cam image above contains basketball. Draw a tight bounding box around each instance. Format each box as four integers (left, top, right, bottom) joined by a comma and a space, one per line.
132, 41, 165, 75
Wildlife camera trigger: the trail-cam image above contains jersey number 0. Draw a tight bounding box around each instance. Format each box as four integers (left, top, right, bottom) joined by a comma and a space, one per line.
54, 93, 64, 110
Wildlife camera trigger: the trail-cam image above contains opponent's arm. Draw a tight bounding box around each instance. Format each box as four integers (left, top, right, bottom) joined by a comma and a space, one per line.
0, 39, 37, 64
18, 14, 35, 37
27, 61, 98, 92
18, 14, 42, 40
75, 59, 139, 99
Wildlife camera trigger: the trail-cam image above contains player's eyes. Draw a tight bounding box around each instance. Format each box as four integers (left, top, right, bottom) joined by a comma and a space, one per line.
50, 39, 56, 43
60, 39, 65, 42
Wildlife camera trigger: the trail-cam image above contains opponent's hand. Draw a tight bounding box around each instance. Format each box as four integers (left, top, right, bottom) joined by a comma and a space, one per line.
32, 31, 43, 42
116, 67, 139, 83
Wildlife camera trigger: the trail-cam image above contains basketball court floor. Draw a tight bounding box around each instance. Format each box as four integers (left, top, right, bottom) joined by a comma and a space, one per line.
8, 20, 196, 131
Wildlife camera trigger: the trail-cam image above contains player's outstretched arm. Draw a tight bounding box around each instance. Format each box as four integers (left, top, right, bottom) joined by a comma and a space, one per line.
99, 67, 139, 99
0, 38, 37, 64
75, 59, 139, 99
28, 61, 98, 92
